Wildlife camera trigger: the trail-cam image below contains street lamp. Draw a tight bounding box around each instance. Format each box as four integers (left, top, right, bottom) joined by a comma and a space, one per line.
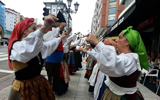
67, 0, 72, 7
57, 0, 79, 30
66, 0, 79, 29
74, 2, 79, 13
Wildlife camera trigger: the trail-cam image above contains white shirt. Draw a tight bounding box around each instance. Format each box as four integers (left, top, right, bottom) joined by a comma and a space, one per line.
10, 29, 61, 63
70, 40, 81, 47
79, 39, 85, 45
87, 41, 138, 77
63, 43, 69, 53
63, 34, 77, 53
67, 34, 77, 42
43, 27, 60, 42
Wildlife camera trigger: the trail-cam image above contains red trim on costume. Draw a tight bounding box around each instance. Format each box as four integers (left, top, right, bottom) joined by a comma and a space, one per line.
56, 36, 63, 51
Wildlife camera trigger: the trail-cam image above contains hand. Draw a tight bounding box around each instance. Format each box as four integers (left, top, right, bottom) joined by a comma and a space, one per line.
79, 48, 87, 53
104, 38, 116, 47
40, 14, 59, 33
60, 32, 69, 39
85, 34, 100, 46
67, 27, 72, 34
59, 22, 66, 31
68, 39, 73, 45
77, 32, 80, 35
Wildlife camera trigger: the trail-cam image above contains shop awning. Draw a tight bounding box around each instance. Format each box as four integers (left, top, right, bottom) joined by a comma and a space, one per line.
105, 0, 160, 37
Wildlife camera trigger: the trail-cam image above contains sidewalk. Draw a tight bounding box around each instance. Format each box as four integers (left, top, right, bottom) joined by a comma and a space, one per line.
0, 63, 94, 100
0, 62, 160, 100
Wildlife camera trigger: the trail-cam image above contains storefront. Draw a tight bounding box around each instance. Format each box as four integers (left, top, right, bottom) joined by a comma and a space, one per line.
105, 0, 160, 56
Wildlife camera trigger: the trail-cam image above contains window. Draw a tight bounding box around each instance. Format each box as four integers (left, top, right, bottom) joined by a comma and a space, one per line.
108, 14, 116, 20
109, 0, 116, 2
46, 6, 51, 9
109, 8, 116, 14
110, 2, 116, 8
108, 20, 115, 25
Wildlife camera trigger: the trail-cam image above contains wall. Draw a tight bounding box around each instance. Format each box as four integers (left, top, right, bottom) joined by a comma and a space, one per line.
0, 2, 6, 40
5, 9, 19, 34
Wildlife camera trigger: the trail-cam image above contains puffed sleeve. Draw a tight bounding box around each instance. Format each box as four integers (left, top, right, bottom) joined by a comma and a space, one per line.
87, 41, 137, 77
10, 29, 62, 63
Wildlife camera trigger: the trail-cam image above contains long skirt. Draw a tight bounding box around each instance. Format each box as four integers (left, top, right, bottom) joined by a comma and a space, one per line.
67, 52, 77, 73
84, 57, 95, 79
75, 51, 82, 69
8, 75, 55, 100
56, 61, 70, 95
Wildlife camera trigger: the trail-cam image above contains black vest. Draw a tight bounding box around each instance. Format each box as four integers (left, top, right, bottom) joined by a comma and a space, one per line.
15, 53, 44, 80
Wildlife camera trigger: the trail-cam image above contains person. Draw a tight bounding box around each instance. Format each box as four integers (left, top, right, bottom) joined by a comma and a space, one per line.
83, 44, 96, 80
43, 11, 68, 93
8, 14, 68, 100
56, 38, 73, 95
94, 37, 118, 100
67, 34, 81, 74
79, 26, 149, 100
152, 53, 160, 83
75, 37, 84, 70
154, 53, 160, 68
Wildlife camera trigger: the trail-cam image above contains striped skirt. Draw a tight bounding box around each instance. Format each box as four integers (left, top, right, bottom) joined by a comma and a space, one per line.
67, 52, 77, 73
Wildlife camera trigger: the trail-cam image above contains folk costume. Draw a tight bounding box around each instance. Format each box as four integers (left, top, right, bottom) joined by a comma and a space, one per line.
87, 26, 148, 100
8, 18, 61, 100
76, 39, 86, 70
43, 11, 66, 92
56, 34, 77, 95
67, 39, 81, 74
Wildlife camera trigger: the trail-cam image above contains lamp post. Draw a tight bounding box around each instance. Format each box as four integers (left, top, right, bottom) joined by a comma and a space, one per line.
57, 1, 79, 30
67, 0, 79, 29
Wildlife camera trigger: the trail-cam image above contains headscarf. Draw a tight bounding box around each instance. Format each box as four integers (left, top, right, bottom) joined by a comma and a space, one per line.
8, 18, 34, 70
121, 26, 149, 71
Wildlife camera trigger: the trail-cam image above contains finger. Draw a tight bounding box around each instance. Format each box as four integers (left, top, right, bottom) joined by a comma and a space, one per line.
52, 16, 59, 21
50, 15, 58, 22
50, 14, 57, 17
50, 18, 55, 24
44, 16, 55, 23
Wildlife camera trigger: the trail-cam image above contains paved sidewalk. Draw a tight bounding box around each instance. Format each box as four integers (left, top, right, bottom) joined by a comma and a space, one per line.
0, 61, 160, 100
0, 63, 94, 100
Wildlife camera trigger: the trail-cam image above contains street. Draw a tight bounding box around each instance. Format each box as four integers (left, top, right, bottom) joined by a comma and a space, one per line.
0, 46, 14, 91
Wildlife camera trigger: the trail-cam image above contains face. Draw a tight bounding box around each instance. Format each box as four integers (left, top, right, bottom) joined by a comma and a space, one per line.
24, 24, 37, 37
115, 34, 129, 53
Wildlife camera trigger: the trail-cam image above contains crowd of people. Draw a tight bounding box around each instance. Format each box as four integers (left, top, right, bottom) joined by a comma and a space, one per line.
7, 11, 149, 100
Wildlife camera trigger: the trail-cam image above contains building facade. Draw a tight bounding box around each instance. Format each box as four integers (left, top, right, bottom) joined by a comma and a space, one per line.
5, 8, 19, 37
91, 0, 124, 38
44, 0, 72, 35
91, 0, 103, 36
0, 1, 6, 42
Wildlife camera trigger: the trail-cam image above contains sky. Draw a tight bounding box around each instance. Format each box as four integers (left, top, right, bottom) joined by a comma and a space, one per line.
2, 0, 97, 35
